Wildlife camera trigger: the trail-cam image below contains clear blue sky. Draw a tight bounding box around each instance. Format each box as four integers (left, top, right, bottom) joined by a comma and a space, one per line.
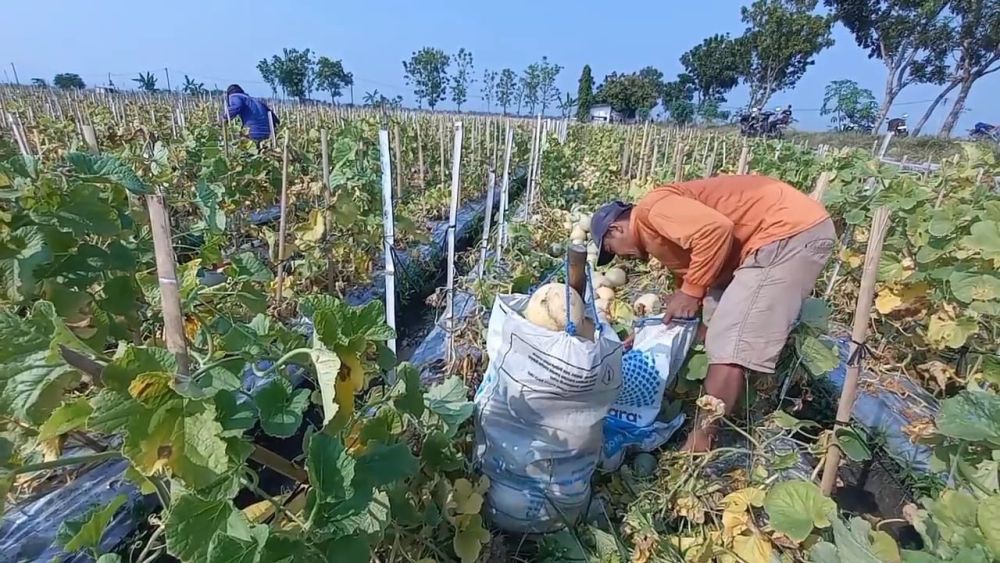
2, 0, 995, 133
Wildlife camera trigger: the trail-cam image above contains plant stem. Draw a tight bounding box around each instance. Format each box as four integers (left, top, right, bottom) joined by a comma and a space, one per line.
13, 450, 120, 474
136, 524, 166, 563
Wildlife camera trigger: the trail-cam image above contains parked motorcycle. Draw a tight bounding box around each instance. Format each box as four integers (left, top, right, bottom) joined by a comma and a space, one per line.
739, 106, 790, 139
887, 114, 909, 137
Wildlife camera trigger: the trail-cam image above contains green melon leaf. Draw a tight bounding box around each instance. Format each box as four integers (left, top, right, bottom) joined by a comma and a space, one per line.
424, 376, 474, 436
38, 397, 93, 441
797, 334, 841, 376
56, 494, 127, 555
949, 272, 1000, 304
937, 390, 1000, 446
764, 480, 836, 542
255, 377, 311, 438
165, 493, 238, 562
393, 363, 425, 418
66, 152, 150, 195
354, 442, 418, 488
307, 432, 354, 504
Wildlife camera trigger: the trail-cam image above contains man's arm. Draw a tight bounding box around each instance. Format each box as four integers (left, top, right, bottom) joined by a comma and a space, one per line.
646, 195, 735, 299
223, 94, 244, 120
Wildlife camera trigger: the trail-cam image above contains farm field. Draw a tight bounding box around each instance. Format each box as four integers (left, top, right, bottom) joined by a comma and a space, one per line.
2, 87, 1000, 563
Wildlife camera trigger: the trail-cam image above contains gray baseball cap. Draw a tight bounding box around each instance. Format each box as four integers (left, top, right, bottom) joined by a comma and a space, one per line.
590, 201, 633, 266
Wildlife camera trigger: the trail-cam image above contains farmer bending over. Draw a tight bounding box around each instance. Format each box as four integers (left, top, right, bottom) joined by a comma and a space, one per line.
591, 175, 834, 452
222, 84, 279, 144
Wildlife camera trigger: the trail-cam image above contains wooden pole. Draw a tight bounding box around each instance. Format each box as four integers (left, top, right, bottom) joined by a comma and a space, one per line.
477, 168, 498, 278
673, 143, 686, 183
416, 120, 426, 190
321, 129, 335, 294
495, 123, 514, 260
737, 141, 750, 175
145, 194, 190, 377
567, 244, 588, 300
810, 170, 833, 201
820, 207, 891, 496
393, 124, 403, 199
274, 132, 290, 306
82, 125, 99, 155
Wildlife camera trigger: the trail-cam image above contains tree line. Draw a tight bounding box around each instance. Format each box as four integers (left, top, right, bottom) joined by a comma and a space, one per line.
22, 0, 998, 137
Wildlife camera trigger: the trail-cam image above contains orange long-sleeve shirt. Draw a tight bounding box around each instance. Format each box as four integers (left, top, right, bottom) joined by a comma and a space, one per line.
630, 175, 830, 299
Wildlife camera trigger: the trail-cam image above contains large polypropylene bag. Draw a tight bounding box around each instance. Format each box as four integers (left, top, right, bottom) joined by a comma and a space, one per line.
475, 293, 622, 533
600, 317, 697, 471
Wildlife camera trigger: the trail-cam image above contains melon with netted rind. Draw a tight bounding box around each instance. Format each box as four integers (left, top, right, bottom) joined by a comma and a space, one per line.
523, 283, 585, 332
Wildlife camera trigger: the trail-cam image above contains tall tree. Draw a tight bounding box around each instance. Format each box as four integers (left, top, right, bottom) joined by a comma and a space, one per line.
557, 93, 577, 118
821, 79, 879, 131
182, 75, 206, 95
481, 69, 497, 112
496, 68, 517, 115
257, 59, 279, 97
536, 57, 563, 115
825, 0, 951, 133
520, 64, 542, 114
595, 67, 664, 120
314, 57, 353, 104
268, 48, 316, 101
402, 47, 450, 110
661, 74, 697, 124
932, 0, 1000, 137
450, 48, 474, 111
680, 34, 747, 112
576, 65, 595, 121
52, 73, 85, 90
738, 0, 834, 110
133, 72, 158, 92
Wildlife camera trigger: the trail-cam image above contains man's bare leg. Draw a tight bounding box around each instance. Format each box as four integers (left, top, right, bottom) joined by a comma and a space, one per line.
682, 363, 745, 453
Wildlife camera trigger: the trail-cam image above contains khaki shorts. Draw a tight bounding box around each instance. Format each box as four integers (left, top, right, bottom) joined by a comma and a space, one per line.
702, 218, 835, 373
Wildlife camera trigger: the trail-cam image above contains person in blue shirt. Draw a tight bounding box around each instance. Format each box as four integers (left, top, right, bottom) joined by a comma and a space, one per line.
223, 84, 278, 144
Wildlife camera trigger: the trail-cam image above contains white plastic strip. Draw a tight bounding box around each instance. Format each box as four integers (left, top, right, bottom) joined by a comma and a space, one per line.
445, 121, 464, 365
378, 128, 397, 382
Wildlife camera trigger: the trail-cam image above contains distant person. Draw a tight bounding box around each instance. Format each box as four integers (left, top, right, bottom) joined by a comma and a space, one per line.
222, 84, 279, 144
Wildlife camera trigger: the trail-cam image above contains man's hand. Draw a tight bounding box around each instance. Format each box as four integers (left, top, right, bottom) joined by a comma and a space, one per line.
663, 292, 700, 324
622, 331, 635, 350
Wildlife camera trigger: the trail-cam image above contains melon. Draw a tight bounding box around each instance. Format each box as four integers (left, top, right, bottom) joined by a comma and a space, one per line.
577, 214, 592, 233
570, 225, 587, 241
563, 221, 574, 230
605, 267, 627, 288
592, 273, 610, 289
594, 298, 610, 314
571, 237, 586, 246
523, 283, 585, 332
633, 293, 661, 316
596, 287, 615, 301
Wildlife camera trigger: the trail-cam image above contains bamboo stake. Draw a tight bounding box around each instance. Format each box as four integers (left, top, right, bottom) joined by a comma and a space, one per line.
82, 124, 99, 154
274, 132, 290, 306
393, 124, 403, 199
673, 143, 686, 183
737, 141, 750, 175
820, 207, 891, 496
416, 121, 426, 190
810, 170, 833, 201
145, 194, 190, 377
321, 129, 335, 294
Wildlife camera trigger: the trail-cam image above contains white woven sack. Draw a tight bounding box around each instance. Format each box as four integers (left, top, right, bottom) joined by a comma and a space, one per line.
475, 293, 622, 533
